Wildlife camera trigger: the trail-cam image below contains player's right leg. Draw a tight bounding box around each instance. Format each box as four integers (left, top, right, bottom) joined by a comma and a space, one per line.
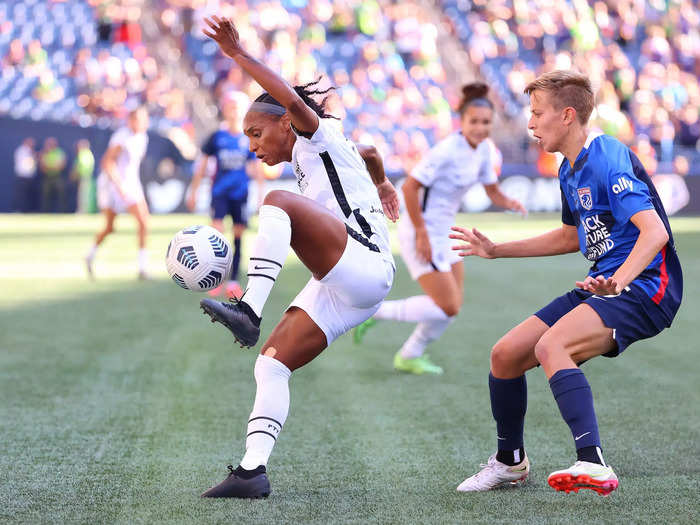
201, 307, 327, 498
457, 315, 545, 492
200, 190, 347, 347
85, 208, 116, 278
127, 200, 150, 279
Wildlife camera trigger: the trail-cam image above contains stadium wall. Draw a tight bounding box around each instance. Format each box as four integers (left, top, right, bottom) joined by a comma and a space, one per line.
2, 118, 698, 215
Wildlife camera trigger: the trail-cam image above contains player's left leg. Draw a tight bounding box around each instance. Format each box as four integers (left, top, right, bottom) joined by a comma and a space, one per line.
201, 308, 326, 499
394, 261, 464, 374
534, 304, 619, 495
127, 200, 150, 279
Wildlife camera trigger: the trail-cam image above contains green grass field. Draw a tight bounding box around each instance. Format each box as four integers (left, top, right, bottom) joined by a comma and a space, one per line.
1, 213, 698, 524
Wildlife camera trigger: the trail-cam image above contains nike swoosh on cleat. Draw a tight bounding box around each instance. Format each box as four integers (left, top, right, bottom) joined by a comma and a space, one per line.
497, 436, 506, 440
254, 265, 276, 270
512, 465, 528, 472
575, 432, 591, 441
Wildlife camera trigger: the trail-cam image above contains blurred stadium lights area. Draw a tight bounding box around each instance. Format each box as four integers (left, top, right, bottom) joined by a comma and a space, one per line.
1, 0, 699, 213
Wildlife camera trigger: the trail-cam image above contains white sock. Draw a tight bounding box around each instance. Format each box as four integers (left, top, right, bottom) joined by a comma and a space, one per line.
244, 205, 291, 318
240, 355, 292, 470
86, 244, 97, 261
399, 317, 455, 359
374, 295, 449, 323
138, 248, 148, 272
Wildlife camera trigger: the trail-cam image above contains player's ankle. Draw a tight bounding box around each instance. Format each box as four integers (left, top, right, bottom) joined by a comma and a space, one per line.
496, 447, 526, 466
576, 445, 606, 466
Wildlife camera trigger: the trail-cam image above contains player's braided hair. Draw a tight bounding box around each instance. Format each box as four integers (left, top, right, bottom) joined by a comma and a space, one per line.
254, 77, 339, 120
458, 82, 494, 115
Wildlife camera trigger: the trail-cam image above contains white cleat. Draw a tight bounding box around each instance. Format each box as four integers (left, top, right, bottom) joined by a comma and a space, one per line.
457, 454, 530, 492
547, 461, 618, 496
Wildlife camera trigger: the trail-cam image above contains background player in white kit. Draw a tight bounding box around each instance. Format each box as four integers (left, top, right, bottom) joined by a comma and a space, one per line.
85, 107, 150, 279
196, 16, 399, 499
355, 84, 526, 375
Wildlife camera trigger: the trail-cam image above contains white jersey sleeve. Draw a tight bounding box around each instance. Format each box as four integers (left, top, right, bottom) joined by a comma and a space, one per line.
410, 136, 454, 187
477, 139, 498, 185
291, 118, 394, 267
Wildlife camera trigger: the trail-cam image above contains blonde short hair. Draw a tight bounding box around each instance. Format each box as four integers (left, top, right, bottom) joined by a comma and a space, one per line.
524, 70, 594, 124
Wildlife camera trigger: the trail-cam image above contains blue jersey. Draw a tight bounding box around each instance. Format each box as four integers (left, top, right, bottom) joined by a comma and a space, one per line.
559, 133, 682, 324
202, 130, 255, 200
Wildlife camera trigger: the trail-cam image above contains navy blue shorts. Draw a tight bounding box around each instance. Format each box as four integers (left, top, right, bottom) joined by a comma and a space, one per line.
211, 194, 248, 224
534, 285, 671, 356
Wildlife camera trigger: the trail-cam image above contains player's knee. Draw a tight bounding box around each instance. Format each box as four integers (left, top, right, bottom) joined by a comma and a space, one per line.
104, 223, 114, 235
440, 301, 460, 318
533, 336, 556, 365
490, 338, 516, 374
263, 190, 293, 208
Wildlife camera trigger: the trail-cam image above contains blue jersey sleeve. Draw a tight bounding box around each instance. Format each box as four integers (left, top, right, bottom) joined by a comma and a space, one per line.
561, 188, 575, 225
202, 132, 217, 156
606, 169, 654, 224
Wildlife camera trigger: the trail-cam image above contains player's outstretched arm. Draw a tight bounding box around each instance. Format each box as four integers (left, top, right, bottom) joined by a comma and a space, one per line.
576, 209, 669, 295
203, 16, 318, 135
450, 224, 579, 259
357, 144, 399, 222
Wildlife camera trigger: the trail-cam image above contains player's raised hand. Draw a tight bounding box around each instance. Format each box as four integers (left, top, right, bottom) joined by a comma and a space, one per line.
203, 16, 243, 58
449, 226, 496, 259
375, 179, 399, 222
575, 275, 621, 295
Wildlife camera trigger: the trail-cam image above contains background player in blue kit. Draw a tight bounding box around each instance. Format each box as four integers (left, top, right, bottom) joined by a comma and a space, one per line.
450, 70, 682, 496
188, 92, 262, 299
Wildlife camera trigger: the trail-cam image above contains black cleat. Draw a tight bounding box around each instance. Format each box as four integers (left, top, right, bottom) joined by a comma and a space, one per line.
200, 297, 261, 348
201, 465, 270, 498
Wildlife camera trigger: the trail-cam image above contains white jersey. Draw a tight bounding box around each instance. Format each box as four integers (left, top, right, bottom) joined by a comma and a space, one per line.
108, 126, 148, 191
404, 132, 497, 242
291, 119, 394, 267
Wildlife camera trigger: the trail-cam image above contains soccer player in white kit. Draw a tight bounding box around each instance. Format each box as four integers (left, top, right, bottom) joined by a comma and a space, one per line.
197, 16, 398, 498
355, 83, 526, 375
85, 107, 150, 279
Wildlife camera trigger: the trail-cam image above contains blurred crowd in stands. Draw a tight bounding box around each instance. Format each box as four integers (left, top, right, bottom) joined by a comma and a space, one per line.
158, 0, 454, 176
0, 0, 193, 149
440, 0, 700, 175
1, 0, 699, 182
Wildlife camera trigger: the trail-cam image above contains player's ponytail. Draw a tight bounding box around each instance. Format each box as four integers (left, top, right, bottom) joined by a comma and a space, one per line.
253, 77, 339, 120
458, 82, 494, 115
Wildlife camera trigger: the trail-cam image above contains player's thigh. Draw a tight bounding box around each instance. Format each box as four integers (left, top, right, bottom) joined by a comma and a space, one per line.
536, 304, 615, 374
451, 260, 464, 290
491, 315, 549, 379
263, 190, 347, 279
417, 269, 461, 317
260, 307, 327, 371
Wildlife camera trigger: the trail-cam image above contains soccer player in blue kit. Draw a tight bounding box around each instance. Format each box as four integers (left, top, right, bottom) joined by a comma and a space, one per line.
450, 70, 682, 495
188, 93, 261, 298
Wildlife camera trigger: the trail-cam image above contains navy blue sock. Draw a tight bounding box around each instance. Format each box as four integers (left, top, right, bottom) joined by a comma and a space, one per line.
489, 373, 527, 459
549, 368, 602, 461
232, 237, 242, 281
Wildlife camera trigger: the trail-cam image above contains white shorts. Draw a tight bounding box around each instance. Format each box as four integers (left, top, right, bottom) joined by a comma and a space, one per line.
397, 220, 461, 280
97, 173, 145, 213
289, 235, 395, 345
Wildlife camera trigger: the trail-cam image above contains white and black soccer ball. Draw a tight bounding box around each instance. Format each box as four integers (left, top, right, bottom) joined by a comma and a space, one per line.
165, 225, 232, 291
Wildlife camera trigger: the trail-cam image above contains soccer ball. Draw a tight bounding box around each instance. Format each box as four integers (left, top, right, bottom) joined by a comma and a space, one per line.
165, 225, 232, 291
